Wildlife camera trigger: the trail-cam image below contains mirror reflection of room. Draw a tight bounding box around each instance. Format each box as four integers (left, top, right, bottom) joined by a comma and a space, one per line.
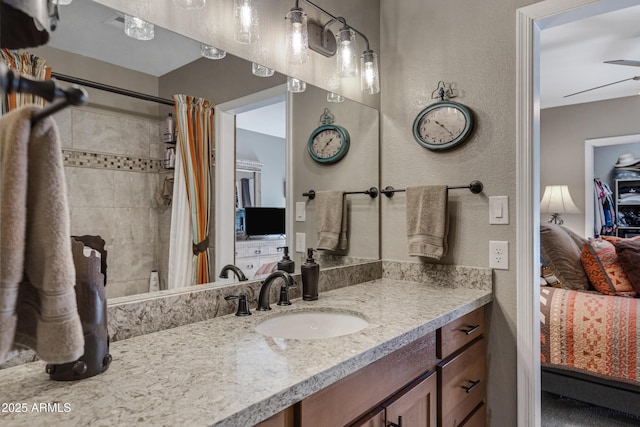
234, 100, 287, 279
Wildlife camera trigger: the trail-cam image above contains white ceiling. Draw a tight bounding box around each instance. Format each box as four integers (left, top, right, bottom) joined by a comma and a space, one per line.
540, 3, 640, 109
51, 1, 285, 137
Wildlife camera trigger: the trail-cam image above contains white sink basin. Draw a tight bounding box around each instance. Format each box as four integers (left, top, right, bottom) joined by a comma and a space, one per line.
255, 309, 369, 340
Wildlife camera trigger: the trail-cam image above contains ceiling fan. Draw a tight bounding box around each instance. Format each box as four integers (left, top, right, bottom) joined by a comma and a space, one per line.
564, 60, 640, 98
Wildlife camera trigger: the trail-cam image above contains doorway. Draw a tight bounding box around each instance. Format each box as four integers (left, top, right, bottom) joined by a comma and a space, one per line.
516, 0, 639, 425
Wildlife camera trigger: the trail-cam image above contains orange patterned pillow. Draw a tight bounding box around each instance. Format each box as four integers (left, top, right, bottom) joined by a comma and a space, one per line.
581, 238, 637, 297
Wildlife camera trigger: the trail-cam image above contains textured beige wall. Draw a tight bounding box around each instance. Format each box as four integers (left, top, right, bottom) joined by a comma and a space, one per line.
380, 1, 537, 425
541, 96, 640, 236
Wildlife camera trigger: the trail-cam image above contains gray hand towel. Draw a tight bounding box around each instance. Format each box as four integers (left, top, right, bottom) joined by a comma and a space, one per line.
406, 185, 448, 260
0, 106, 84, 364
316, 190, 348, 251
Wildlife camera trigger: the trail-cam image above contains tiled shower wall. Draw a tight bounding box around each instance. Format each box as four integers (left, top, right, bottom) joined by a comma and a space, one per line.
56, 106, 172, 299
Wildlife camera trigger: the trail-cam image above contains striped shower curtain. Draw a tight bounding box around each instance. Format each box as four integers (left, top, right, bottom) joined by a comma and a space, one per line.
173, 94, 214, 285
1, 49, 50, 114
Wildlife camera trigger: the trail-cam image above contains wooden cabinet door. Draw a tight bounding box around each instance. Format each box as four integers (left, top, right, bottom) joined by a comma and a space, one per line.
350, 407, 386, 427
384, 371, 438, 427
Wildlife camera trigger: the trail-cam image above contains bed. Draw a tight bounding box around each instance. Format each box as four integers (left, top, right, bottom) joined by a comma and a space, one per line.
539, 224, 640, 417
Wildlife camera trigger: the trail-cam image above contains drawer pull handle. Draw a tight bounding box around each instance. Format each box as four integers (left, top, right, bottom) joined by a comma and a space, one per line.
461, 324, 480, 335
462, 379, 481, 394
388, 416, 402, 427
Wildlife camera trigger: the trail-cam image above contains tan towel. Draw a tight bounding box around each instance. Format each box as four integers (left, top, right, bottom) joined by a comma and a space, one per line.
0, 106, 84, 364
406, 185, 449, 260
316, 190, 348, 251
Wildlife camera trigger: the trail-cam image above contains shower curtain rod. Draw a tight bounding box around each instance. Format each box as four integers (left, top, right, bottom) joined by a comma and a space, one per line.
51, 72, 175, 106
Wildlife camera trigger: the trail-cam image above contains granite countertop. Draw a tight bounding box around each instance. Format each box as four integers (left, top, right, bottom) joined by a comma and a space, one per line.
0, 278, 492, 427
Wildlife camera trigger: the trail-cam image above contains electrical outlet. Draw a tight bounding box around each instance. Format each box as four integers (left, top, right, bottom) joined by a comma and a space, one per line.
295, 232, 306, 253
489, 241, 509, 270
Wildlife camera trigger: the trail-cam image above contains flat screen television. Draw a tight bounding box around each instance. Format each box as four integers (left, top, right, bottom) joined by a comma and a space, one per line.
244, 207, 285, 237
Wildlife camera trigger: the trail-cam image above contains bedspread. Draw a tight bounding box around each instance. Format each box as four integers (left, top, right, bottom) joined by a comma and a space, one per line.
540, 286, 640, 384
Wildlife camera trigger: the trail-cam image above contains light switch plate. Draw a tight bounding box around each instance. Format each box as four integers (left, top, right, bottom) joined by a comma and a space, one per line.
295, 202, 306, 222
295, 233, 306, 253
489, 196, 509, 224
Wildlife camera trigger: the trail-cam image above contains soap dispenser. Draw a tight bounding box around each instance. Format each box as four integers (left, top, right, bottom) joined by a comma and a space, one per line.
302, 248, 319, 301
277, 246, 295, 273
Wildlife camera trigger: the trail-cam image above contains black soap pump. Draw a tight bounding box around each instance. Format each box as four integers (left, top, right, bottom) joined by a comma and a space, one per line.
277, 246, 295, 273
302, 248, 319, 301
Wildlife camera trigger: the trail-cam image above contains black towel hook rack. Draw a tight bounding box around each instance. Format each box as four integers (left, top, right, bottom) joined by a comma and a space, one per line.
303, 187, 379, 200
0, 63, 88, 126
380, 180, 484, 198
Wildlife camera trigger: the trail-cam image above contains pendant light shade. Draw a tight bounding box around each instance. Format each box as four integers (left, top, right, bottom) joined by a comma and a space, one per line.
361, 50, 380, 95
286, 7, 308, 64
234, 0, 259, 44
327, 92, 345, 103
287, 77, 306, 92
336, 26, 358, 77
124, 15, 154, 41
173, 0, 206, 9
252, 62, 274, 77
201, 44, 226, 60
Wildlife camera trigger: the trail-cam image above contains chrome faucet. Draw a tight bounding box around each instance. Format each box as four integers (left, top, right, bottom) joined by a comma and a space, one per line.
219, 264, 248, 282
257, 271, 296, 311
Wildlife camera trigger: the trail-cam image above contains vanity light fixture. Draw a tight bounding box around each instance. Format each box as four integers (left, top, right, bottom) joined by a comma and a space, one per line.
326, 92, 344, 102
201, 44, 226, 60
285, 7, 309, 64
173, 0, 206, 9
285, 0, 380, 94
124, 14, 154, 41
234, 0, 259, 44
252, 62, 274, 77
287, 77, 306, 92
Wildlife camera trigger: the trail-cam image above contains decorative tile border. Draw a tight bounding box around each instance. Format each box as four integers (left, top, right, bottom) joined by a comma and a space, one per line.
63, 149, 164, 173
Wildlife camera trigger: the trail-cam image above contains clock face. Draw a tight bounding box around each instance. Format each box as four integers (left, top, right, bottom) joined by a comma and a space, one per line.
412, 101, 474, 151
308, 125, 350, 163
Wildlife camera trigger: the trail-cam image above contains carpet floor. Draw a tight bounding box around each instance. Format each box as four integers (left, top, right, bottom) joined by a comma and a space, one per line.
542, 392, 640, 426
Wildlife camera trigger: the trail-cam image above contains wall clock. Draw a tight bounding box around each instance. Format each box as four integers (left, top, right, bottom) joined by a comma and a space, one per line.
412, 100, 475, 151
308, 108, 350, 164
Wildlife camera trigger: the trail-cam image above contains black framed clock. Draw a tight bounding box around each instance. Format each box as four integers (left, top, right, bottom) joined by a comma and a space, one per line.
412, 100, 475, 151
308, 108, 350, 164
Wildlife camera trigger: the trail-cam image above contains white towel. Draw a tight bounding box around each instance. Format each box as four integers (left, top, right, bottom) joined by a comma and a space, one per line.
0, 106, 84, 364
316, 190, 348, 251
406, 185, 448, 260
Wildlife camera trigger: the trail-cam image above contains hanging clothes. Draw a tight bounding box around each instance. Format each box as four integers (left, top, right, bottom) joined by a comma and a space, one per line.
593, 178, 616, 236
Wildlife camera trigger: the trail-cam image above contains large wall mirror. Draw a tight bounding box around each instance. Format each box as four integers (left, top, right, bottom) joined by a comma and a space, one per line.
27, 0, 379, 299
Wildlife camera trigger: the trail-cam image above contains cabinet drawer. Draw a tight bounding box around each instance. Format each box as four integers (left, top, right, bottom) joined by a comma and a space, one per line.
460, 403, 486, 427
269, 245, 286, 256
438, 337, 486, 427
299, 332, 437, 427
437, 307, 485, 359
237, 257, 260, 277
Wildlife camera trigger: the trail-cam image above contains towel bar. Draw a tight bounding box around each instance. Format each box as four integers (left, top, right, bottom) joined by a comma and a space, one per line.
303, 187, 379, 200
381, 180, 483, 198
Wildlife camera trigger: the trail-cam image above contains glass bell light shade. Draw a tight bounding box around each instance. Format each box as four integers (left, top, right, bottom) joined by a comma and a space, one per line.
173, 0, 206, 9
234, 0, 259, 44
252, 62, 274, 77
327, 92, 345, 103
361, 50, 380, 95
201, 44, 226, 60
124, 15, 155, 41
336, 27, 358, 77
286, 7, 308, 64
56, 0, 73, 5
287, 77, 306, 93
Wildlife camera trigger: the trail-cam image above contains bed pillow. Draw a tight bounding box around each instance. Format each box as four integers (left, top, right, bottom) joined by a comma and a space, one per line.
581, 237, 637, 297
540, 224, 589, 290
613, 238, 640, 294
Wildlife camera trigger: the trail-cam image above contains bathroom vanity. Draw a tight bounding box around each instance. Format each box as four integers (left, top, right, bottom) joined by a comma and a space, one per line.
0, 276, 491, 427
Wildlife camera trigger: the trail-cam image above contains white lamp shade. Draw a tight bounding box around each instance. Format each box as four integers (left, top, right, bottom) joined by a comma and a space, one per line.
540, 185, 580, 214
